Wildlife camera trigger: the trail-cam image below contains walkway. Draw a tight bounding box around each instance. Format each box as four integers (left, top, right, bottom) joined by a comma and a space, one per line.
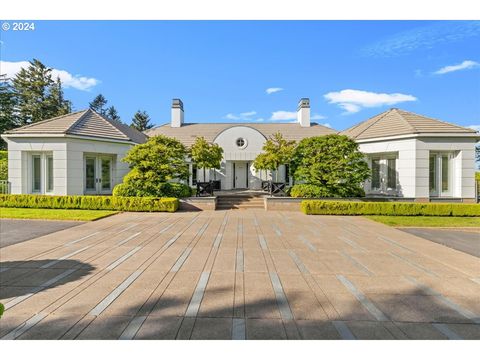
1, 211, 479, 339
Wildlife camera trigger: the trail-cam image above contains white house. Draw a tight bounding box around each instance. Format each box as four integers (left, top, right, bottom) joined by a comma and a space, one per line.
2, 98, 478, 202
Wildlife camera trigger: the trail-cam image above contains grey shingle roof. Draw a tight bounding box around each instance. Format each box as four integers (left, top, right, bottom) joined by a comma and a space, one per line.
341, 108, 477, 140
145, 122, 337, 146
5, 109, 147, 144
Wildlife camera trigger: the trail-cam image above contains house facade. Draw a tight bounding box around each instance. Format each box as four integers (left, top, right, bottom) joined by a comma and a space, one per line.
2, 98, 478, 202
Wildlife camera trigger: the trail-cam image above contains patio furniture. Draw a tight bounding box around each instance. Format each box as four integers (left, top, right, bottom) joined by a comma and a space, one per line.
196, 181, 214, 197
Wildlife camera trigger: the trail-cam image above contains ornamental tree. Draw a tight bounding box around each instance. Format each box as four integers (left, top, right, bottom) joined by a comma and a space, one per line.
253, 132, 296, 182
190, 136, 224, 181
291, 134, 370, 197
113, 135, 189, 197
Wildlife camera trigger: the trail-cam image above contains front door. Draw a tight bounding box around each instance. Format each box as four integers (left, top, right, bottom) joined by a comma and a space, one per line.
84, 155, 113, 194
234, 162, 248, 189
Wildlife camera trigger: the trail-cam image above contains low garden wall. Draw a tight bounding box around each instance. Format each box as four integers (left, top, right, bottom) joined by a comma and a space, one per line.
179, 197, 217, 211
0, 194, 179, 212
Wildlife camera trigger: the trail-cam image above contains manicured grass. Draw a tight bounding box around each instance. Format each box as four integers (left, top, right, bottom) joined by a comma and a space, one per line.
366, 215, 480, 227
0, 207, 119, 221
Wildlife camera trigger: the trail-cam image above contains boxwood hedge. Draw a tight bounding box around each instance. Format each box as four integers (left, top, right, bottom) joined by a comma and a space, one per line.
0, 194, 179, 213
301, 200, 480, 217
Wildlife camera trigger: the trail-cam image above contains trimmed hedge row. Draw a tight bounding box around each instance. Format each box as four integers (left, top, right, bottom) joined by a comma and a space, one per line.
301, 200, 480, 217
0, 194, 179, 213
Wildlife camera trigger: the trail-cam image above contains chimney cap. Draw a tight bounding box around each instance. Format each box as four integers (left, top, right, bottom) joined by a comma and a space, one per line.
297, 98, 310, 110
172, 98, 184, 110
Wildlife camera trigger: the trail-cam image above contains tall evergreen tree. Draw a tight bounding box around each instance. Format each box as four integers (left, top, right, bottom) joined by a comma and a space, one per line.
0, 74, 19, 149
89, 94, 108, 116
130, 110, 153, 131
10, 59, 72, 126
106, 106, 121, 122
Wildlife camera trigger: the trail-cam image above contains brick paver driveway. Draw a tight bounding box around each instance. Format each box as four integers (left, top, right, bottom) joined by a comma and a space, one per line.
1, 211, 479, 340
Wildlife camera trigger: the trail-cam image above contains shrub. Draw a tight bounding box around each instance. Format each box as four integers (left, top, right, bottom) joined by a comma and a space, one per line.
301, 200, 480, 217
0, 151, 7, 181
291, 135, 370, 197
290, 184, 333, 198
113, 181, 192, 198
0, 194, 179, 212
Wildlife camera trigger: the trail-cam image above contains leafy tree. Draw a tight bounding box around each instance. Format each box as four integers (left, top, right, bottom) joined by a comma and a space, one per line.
113, 135, 190, 197
253, 132, 296, 182
0, 151, 7, 181
131, 110, 153, 131
291, 134, 370, 197
0, 74, 19, 149
89, 94, 108, 116
190, 136, 224, 181
11, 59, 71, 125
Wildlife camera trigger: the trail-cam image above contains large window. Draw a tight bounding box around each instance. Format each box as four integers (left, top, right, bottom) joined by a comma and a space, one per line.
46, 155, 54, 192
370, 155, 398, 194
430, 152, 453, 197
32, 155, 41, 192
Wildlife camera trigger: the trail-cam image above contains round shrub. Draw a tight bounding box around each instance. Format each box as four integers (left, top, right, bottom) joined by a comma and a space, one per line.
290, 184, 333, 198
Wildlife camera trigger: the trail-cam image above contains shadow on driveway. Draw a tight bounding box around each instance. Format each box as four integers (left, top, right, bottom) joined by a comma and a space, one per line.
0, 219, 84, 248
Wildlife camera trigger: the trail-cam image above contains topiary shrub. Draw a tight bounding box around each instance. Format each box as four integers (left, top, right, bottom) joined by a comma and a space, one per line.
301, 200, 480, 216
113, 181, 192, 198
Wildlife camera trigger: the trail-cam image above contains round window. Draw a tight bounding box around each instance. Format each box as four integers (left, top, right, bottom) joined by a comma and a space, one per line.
236, 138, 247, 149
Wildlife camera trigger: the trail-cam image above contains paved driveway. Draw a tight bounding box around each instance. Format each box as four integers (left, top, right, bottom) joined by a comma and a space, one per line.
0, 219, 83, 248
1, 211, 479, 340
400, 228, 480, 258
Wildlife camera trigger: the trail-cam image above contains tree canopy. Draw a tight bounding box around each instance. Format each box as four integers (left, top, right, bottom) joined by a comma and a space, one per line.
253, 132, 296, 181
190, 136, 224, 181
113, 135, 190, 197
291, 134, 370, 197
131, 110, 153, 131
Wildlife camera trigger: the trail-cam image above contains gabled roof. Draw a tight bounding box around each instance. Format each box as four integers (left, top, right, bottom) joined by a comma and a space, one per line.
145, 122, 337, 146
4, 109, 147, 144
341, 108, 477, 140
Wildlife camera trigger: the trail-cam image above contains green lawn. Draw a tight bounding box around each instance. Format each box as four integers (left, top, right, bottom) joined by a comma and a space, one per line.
0, 208, 119, 221
366, 215, 480, 227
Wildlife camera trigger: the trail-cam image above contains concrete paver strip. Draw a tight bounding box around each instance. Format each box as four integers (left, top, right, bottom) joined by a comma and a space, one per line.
1, 210, 479, 339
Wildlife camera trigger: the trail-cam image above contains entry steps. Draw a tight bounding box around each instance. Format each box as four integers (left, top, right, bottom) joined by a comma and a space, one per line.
216, 195, 265, 210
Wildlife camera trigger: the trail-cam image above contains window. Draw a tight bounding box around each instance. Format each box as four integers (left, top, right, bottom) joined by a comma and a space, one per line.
371, 159, 381, 190
429, 152, 453, 197
46, 155, 54, 192
32, 155, 41, 192
387, 158, 396, 189
441, 155, 449, 192
192, 164, 197, 185
429, 155, 436, 193
236, 138, 247, 149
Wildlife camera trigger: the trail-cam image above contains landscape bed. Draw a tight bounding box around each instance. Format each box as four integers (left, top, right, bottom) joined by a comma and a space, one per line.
301, 200, 480, 216
0, 194, 179, 212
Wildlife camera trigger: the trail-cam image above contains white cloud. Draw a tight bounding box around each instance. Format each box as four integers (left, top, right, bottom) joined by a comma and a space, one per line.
270, 111, 297, 121
311, 114, 327, 120
224, 111, 258, 121
266, 87, 283, 94
468, 125, 480, 132
0, 60, 99, 91
321, 123, 332, 128
434, 60, 479, 75
324, 89, 417, 114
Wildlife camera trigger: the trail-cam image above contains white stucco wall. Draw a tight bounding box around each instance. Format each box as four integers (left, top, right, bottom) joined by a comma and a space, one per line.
65, 138, 133, 195
4, 136, 134, 195
358, 138, 417, 198
359, 136, 477, 199
214, 126, 266, 161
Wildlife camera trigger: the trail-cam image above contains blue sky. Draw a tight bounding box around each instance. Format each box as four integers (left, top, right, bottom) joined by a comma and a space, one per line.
1, 20, 479, 130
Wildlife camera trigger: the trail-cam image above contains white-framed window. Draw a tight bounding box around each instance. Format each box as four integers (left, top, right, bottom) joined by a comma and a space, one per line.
429, 152, 454, 197
369, 154, 398, 195
30, 152, 54, 194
